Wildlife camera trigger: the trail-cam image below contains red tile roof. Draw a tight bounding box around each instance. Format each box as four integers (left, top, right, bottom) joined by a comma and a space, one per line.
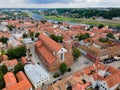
4, 72, 17, 87
38, 34, 61, 53
3, 59, 18, 67
38, 45, 56, 64
21, 57, 27, 64
16, 71, 27, 81
3, 71, 32, 90
105, 72, 120, 88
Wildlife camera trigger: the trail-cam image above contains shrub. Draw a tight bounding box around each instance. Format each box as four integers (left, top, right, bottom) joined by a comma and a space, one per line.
53, 73, 60, 78
67, 68, 71, 72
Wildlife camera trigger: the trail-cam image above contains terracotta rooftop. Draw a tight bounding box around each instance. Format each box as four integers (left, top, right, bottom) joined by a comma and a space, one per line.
3, 71, 32, 90
105, 72, 120, 88
38, 45, 56, 64
21, 57, 27, 65
16, 71, 27, 82
38, 34, 62, 53
4, 72, 17, 87
2, 59, 18, 67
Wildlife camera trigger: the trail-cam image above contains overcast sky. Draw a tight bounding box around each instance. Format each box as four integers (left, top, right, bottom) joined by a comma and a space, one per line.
0, 0, 120, 8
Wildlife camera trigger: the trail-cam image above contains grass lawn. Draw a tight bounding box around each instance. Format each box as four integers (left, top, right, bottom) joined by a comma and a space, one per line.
44, 15, 120, 28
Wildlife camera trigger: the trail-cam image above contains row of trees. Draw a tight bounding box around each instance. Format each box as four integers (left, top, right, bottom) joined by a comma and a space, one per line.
23, 32, 40, 39
45, 8, 120, 19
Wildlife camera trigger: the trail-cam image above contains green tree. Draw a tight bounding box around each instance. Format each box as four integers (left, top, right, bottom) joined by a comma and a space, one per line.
99, 38, 109, 43
35, 32, 40, 38
1, 65, 8, 74
0, 70, 3, 82
98, 24, 104, 29
7, 46, 26, 59
50, 34, 63, 43
59, 63, 67, 74
14, 63, 24, 74
53, 73, 60, 78
29, 31, 34, 37
7, 25, 15, 31
40, 20, 47, 24
57, 36, 63, 43
23, 33, 28, 38
0, 37, 8, 44
85, 33, 90, 38
72, 48, 81, 60
50, 34, 57, 41
79, 34, 88, 41
106, 33, 115, 39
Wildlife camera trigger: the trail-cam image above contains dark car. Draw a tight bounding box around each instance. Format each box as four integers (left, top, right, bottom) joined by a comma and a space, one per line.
103, 58, 116, 64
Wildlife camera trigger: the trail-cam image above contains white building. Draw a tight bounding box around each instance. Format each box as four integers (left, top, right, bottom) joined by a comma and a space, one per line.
22, 38, 34, 49
24, 64, 50, 89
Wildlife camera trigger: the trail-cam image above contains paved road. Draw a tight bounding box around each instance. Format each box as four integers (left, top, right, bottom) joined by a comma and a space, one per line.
106, 61, 120, 69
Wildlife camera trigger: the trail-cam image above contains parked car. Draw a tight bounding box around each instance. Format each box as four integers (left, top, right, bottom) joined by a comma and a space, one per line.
103, 57, 116, 64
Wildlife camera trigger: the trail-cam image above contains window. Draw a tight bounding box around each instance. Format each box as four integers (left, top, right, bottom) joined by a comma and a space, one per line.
61, 53, 63, 61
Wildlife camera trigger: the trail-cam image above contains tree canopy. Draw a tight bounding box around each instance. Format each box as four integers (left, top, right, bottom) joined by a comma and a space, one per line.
98, 24, 104, 29
106, 33, 115, 39
45, 8, 120, 19
59, 63, 67, 74
75, 33, 90, 41
29, 31, 34, 37
7, 25, 15, 31
0, 70, 3, 82
7, 46, 26, 59
50, 34, 63, 43
14, 63, 24, 74
1, 65, 8, 74
35, 32, 40, 38
23, 33, 28, 38
0, 37, 8, 44
99, 38, 109, 43
72, 48, 81, 60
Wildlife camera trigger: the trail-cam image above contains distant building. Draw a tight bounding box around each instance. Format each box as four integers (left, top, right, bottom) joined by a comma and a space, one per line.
112, 17, 120, 21
1, 59, 18, 71
24, 64, 50, 89
3, 71, 32, 90
35, 34, 74, 71
22, 38, 34, 49
79, 41, 120, 61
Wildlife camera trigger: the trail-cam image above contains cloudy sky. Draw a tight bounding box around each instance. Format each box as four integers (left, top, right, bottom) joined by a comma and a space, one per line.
0, 0, 120, 8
